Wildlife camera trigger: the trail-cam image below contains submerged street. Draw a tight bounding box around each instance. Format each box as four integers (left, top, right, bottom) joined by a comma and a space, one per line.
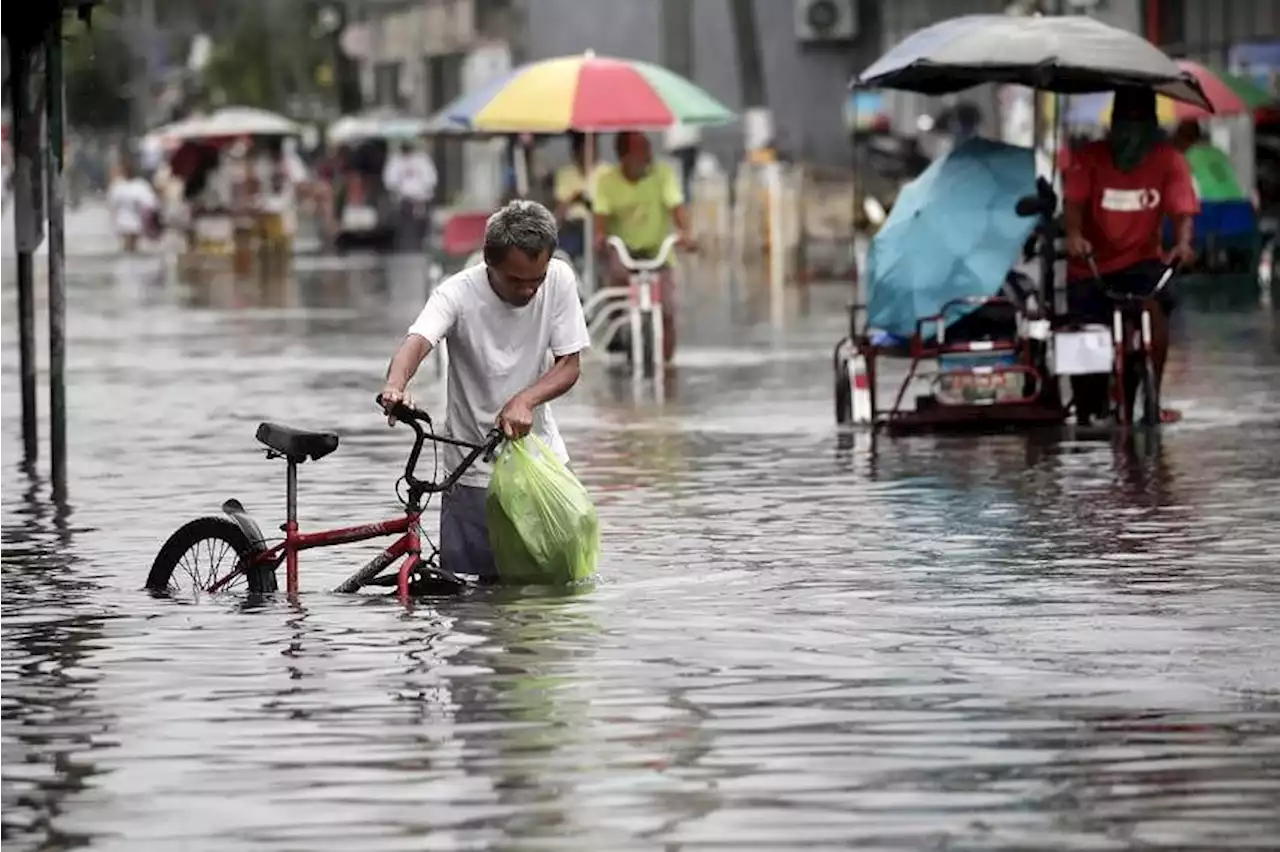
3, 254, 1280, 850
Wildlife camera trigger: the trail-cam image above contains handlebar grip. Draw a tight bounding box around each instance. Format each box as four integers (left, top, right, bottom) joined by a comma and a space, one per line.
375, 393, 430, 425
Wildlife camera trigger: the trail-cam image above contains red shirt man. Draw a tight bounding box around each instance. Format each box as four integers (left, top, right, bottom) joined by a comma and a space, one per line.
1062, 87, 1198, 425
1064, 140, 1198, 280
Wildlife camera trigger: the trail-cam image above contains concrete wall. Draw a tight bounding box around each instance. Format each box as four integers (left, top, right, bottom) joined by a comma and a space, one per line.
522, 0, 883, 167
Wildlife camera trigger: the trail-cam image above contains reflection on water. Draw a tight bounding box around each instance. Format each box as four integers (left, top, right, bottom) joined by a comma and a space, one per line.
3, 256, 1279, 850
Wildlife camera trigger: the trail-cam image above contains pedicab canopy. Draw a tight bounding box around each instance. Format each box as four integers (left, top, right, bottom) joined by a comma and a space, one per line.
866, 137, 1038, 339
855, 14, 1211, 110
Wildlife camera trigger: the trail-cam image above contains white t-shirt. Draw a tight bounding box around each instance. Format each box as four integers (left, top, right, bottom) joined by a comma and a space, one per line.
407, 257, 590, 487
107, 177, 158, 236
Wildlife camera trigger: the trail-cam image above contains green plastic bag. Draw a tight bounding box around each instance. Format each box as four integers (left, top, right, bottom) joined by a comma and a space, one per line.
486, 435, 600, 585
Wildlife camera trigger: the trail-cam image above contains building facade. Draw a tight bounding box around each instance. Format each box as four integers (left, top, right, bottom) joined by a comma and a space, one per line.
351, 0, 1280, 184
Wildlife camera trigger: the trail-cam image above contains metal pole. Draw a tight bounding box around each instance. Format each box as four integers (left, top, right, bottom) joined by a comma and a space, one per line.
583, 126, 596, 295
12, 51, 40, 463
46, 23, 69, 496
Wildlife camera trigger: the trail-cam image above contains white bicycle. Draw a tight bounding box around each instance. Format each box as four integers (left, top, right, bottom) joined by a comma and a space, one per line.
582, 234, 679, 380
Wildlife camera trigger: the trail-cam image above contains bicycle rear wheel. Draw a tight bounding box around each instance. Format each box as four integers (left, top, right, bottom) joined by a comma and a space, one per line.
147, 516, 277, 595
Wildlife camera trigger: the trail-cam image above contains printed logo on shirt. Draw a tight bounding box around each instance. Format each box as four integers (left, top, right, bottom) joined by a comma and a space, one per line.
1100, 187, 1161, 212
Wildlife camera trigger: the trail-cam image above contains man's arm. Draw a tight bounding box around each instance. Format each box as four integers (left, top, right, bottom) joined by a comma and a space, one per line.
662, 164, 694, 246
382, 334, 432, 395
1170, 214, 1194, 253
496, 352, 581, 439
381, 286, 458, 413
1064, 202, 1087, 242
520, 352, 581, 407
1164, 149, 1199, 265
672, 203, 693, 244
1063, 150, 1093, 257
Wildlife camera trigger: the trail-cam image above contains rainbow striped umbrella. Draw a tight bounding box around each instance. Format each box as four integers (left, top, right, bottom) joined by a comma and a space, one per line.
1066, 59, 1275, 127
442, 51, 735, 133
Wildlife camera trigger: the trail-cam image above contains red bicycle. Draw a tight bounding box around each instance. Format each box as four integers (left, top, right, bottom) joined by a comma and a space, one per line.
146, 397, 503, 600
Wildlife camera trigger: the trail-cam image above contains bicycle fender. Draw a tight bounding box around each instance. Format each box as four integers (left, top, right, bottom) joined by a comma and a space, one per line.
221, 499, 269, 550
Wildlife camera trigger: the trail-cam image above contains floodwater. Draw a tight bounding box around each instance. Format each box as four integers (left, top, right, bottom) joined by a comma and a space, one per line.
3, 253, 1280, 851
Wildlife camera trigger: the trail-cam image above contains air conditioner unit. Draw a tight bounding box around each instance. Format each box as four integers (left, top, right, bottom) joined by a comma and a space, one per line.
795, 0, 858, 43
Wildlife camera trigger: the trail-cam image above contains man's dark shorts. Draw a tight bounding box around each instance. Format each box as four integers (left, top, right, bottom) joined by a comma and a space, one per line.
439, 484, 498, 582
1067, 258, 1177, 325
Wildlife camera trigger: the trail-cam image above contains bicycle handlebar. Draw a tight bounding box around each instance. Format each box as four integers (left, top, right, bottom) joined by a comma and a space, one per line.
375, 394, 503, 496
606, 234, 680, 272
1080, 252, 1179, 303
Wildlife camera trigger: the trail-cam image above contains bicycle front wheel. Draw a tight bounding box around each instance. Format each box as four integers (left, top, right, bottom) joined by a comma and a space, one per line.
147, 516, 277, 595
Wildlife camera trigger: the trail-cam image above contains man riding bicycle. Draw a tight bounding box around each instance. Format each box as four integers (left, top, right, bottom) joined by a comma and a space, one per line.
1063, 87, 1198, 425
380, 200, 590, 581
593, 131, 696, 363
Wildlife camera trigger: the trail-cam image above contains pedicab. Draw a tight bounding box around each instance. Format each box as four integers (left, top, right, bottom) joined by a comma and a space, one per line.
834, 13, 1210, 435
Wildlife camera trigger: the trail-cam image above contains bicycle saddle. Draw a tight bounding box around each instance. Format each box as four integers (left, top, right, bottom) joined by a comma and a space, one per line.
255, 422, 340, 463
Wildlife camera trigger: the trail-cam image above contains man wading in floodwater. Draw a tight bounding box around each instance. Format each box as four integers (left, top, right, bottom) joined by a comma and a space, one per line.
1063, 86, 1198, 425
379, 200, 591, 581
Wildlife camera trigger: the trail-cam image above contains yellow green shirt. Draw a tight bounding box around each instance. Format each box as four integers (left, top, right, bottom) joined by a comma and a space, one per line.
593, 162, 684, 253
553, 162, 607, 222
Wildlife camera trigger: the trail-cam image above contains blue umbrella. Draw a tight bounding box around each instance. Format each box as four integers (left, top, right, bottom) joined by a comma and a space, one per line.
866, 137, 1037, 339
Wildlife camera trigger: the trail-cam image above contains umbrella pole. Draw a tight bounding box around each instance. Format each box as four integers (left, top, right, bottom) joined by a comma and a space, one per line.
1032, 89, 1054, 315
583, 133, 596, 295
515, 140, 530, 197
850, 84, 861, 324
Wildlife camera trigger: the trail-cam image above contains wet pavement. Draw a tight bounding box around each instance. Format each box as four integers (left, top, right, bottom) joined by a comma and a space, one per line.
3, 253, 1280, 851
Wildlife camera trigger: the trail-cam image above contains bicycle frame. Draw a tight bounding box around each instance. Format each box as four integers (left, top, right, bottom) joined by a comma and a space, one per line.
1094, 261, 1175, 427
583, 234, 679, 380
1109, 298, 1156, 427
207, 508, 425, 600
207, 403, 501, 601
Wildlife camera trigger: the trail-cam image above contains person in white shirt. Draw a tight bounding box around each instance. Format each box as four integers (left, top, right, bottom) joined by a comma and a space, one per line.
379, 200, 590, 581
106, 160, 159, 253
382, 140, 438, 250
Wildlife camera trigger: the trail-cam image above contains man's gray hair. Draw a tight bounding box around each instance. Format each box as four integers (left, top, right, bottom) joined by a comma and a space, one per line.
483, 200, 559, 264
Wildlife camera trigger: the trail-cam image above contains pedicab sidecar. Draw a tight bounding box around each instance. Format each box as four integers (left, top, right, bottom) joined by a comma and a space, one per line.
834, 137, 1066, 435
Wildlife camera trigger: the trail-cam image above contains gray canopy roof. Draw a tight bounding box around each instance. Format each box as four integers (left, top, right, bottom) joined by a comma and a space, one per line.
856, 15, 1210, 111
